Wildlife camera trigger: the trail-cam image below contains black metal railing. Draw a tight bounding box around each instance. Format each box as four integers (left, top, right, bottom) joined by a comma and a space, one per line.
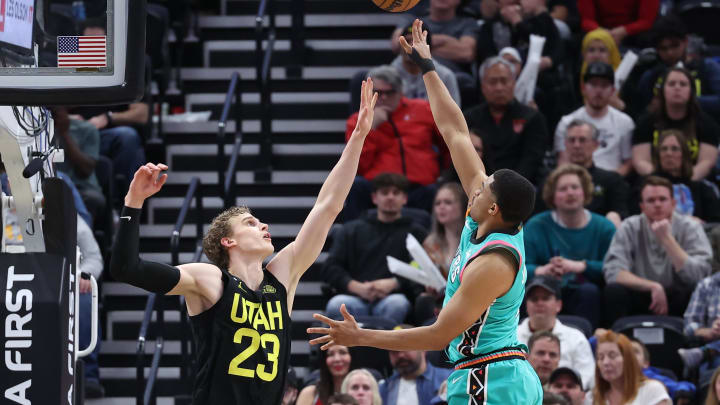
217, 71, 244, 208
287, 0, 307, 78
136, 293, 163, 405
170, 176, 204, 386
255, 0, 276, 182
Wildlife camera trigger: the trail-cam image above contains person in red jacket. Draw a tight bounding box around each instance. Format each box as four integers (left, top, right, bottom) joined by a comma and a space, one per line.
578, 0, 659, 47
343, 65, 448, 220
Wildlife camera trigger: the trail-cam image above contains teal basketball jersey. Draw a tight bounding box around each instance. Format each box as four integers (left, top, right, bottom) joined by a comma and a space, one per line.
443, 215, 528, 363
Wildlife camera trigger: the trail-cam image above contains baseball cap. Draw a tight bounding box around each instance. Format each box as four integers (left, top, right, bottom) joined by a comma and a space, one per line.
549, 367, 583, 387
583, 61, 614, 84
499, 47, 522, 64
401, 21, 432, 49
526, 275, 561, 298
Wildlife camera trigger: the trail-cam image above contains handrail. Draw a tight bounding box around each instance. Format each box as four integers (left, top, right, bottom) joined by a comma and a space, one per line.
217, 71, 243, 208
170, 177, 203, 267
135, 293, 158, 404
143, 338, 164, 405
169, 176, 203, 389
255, 0, 275, 182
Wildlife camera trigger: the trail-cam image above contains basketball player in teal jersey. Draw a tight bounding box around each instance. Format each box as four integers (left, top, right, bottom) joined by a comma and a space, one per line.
110, 80, 378, 405
308, 19, 543, 405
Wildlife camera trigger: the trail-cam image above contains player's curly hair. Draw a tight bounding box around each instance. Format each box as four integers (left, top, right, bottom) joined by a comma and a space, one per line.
202, 206, 250, 269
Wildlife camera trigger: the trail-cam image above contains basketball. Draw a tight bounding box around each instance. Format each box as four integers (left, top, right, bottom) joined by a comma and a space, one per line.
371, 0, 422, 12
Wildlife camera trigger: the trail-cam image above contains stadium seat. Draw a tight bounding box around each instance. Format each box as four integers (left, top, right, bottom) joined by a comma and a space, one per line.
611, 315, 687, 376
677, 0, 720, 46
558, 315, 593, 339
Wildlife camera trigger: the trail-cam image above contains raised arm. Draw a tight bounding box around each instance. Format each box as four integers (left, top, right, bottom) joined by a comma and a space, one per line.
267, 80, 378, 296
111, 163, 223, 315
398, 19, 487, 197
307, 252, 517, 351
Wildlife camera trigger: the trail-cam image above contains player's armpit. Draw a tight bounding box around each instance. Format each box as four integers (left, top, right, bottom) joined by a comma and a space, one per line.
429, 253, 516, 344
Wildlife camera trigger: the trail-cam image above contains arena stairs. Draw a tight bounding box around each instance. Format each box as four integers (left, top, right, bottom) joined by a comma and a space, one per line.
91, 1, 405, 403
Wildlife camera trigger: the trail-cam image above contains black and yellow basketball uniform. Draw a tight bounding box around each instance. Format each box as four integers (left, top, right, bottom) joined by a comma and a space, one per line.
190, 268, 291, 404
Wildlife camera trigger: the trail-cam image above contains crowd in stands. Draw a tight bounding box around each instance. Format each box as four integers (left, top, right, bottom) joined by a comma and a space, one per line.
303, 0, 720, 404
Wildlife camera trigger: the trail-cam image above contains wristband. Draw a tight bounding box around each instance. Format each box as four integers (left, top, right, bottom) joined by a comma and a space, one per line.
409, 48, 435, 74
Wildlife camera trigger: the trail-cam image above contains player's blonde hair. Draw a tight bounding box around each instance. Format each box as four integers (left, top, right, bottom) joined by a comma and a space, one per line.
202, 206, 250, 269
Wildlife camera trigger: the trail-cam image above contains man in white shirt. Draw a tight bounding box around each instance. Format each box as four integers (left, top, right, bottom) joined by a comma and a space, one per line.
518, 276, 596, 389
554, 62, 635, 176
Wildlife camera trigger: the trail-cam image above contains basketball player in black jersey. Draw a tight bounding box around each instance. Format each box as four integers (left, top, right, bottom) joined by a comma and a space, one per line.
110, 79, 379, 405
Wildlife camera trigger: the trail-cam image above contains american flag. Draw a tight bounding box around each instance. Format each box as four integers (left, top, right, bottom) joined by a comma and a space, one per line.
57, 36, 106, 67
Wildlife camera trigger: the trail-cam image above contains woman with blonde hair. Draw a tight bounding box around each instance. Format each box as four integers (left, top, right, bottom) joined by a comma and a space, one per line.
579, 28, 624, 110
591, 330, 670, 405
415, 181, 468, 324
341, 369, 382, 405
705, 367, 720, 405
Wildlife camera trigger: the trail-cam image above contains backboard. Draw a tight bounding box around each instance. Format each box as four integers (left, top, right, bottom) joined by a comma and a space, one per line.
0, 0, 146, 106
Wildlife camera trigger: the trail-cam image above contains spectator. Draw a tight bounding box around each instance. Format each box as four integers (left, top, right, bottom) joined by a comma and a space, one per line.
603, 176, 712, 326
525, 164, 616, 327
464, 57, 548, 184
415, 182, 467, 324
632, 67, 720, 181
630, 339, 696, 404
578, 0, 659, 47
680, 271, 720, 390
706, 368, 720, 405
548, 120, 630, 226
390, 0, 478, 90
283, 367, 301, 405
476, 0, 562, 73
297, 345, 353, 405
52, 107, 106, 222
69, 22, 147, 194
528, 330, 562, 386
518, 276, 596, 388
589, 330, 671, 405
652, 129, 720, 222
637, 15, 720, 118
344, 66, 447, 220
578, 29, 622, 111
391, 22, 461, 106
324, 173, 427, 324
556, 62, 635, 177
547, 0, 580, 36
548, 367, 587, 405
341, 369, 382, 405
328, 393, 359, 405
379, 325, 451, 405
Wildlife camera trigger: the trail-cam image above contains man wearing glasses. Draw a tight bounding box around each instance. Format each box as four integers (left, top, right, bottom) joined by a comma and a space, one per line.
343, 65, 448, 220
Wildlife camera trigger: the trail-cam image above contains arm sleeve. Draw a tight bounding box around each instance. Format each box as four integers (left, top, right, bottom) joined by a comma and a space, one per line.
76, 215, 104, 279
623, 0, 659, 35
322, 225, 353, 292
602, 221, 635, 283
110, 206, 181, 294
675, 221, 713, 285
577, 0, 599, 32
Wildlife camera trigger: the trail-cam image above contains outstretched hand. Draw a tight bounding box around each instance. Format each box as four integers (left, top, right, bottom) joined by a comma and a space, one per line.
351, 78, 379, 137
307, 304, 363, 350
398, 19, 431, 60
125, 162, 168, 208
